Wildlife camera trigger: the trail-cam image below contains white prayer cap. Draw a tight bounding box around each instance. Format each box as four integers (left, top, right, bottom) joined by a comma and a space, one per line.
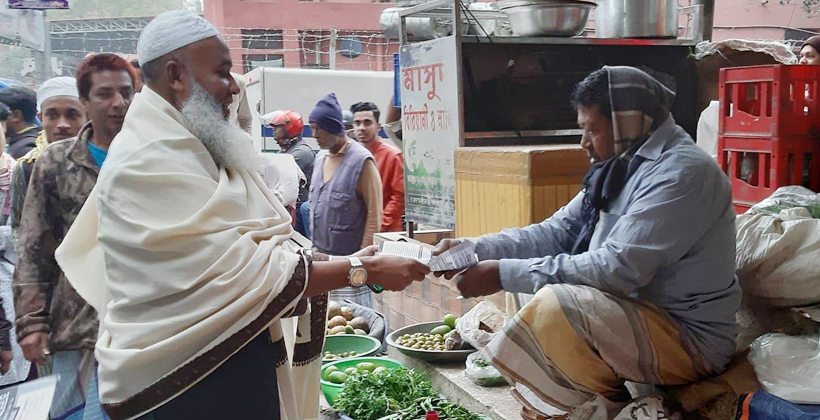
37, 77, 79, 112
137, 10, 220, 66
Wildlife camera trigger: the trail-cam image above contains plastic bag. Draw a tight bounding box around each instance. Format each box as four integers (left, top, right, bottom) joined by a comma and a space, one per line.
736, 186, 820, 307
749, 186, 820, 219
257, 153, 304, 207
748, 333, 820, 405
464, 352, 507, 387
455, 301, 505, 350
694, 39, 797, 63
340, 299, 388, 352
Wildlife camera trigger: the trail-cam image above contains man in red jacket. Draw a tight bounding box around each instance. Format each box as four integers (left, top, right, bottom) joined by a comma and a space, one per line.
351, 102, 405, 232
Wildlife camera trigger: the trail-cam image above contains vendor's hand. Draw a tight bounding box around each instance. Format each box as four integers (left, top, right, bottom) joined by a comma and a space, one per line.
362, 256, 430, 292
432, 238, 464, 279
352, 245, 379, 259
20, 332, 49, 364
455, 261, 502, 299
0, 350, 11, 375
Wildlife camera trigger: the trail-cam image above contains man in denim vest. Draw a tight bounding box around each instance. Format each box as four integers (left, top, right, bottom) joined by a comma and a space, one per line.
308, 93, 383, 307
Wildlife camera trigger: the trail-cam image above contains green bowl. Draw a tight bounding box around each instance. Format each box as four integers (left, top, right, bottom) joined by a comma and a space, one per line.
320, 357, 404, 407
322, 334, 381, 364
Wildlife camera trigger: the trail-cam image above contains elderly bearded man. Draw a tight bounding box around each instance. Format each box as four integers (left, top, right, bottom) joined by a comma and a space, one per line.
55, 11, 429, 420
434, 67, 741, 419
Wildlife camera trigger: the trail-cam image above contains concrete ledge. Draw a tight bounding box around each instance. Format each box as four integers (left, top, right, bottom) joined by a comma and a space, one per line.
386, 347, 522, 420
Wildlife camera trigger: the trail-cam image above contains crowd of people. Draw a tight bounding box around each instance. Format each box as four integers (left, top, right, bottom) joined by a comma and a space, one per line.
0, 8, 417, 420
0, 6, 758, 420
0, 52, 140, 419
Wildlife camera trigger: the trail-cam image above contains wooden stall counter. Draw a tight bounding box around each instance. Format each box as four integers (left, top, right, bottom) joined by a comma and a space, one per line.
455, 145, 591, 238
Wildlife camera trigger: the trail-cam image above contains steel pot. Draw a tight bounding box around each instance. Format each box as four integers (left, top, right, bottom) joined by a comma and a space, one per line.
494, 0, 595, 37
380, 7, 451, 41
594, 0, 679, 39
467, 2, 498, 36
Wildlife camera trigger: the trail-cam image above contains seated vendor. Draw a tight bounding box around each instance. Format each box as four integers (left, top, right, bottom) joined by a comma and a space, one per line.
434, 66, 741, 419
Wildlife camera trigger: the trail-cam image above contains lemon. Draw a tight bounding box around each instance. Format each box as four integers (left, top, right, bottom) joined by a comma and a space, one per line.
328, 371, 349, 384
443, 314, 458, 329
356, 362, 377, 372
322, 365, 339, 381
431, 325, 452, 336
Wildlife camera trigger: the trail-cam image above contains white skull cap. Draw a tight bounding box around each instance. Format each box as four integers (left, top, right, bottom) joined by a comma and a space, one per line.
36, 76, 78, 112
137, 10, 220, 66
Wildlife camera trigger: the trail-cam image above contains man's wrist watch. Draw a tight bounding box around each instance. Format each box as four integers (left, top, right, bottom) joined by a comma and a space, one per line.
347, 257, 368, 287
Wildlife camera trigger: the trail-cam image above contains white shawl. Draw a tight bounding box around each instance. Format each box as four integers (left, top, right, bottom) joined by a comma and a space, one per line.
56, 87, 323, 420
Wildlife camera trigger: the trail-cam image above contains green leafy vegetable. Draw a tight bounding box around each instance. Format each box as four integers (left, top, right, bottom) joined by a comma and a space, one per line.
753, 203, 820, 219
333, 367, 482, 420
396, 396, 482, 420
334, 367, 436, 420
473, 358, 491, 368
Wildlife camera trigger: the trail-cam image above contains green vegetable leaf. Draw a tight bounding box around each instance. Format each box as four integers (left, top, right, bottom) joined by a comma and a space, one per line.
473, 358, 491, 368
333, 367, 482, 420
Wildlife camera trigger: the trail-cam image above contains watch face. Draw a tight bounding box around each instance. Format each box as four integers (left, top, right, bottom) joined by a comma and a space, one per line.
351, 268, 368, 286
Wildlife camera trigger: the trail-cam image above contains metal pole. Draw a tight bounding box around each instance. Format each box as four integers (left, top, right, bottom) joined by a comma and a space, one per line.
329, 29, 337, 70
399, 10, 410, 238
34, 10, 53, 84
44, 11, 52, 78
693, 0, 714, 41
398, 9, 406, 48
314, 32, 320, 67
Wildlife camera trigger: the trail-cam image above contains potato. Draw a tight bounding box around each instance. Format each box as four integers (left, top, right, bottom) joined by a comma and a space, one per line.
340, 306, 354, 321
328, 315, 348, 329
348, 317, 369, 333
329, 325, 346, 335
327, 301, 342, 320
354, 329, 367, 335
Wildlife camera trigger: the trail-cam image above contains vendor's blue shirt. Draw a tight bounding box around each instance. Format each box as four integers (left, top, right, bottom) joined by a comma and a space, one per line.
471, 116, 741, 372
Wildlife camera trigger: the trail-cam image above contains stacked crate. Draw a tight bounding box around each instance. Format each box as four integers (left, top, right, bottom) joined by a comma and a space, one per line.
718, 65, 820, 213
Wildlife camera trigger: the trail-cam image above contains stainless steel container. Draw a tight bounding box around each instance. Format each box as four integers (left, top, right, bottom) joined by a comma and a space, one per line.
595, 0, 679, 39
494, 0, 595, 37
467, 2, 498, 36
379, 7, 451, 41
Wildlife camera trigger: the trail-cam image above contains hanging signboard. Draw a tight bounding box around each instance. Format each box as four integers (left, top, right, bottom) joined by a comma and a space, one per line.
400, 35, 460, 230
0, 2, 46, 51
8, 0, 68, 10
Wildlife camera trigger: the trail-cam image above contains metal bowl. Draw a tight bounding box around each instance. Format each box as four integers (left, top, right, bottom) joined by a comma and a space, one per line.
387, 321, 476, 363
494, 0, 595, 37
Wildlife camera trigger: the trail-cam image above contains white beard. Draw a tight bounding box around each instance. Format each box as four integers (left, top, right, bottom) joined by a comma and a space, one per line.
181, 81, 257, 171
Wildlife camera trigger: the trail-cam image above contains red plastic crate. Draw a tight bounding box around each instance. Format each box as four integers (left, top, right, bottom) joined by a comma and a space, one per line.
719, 65, 820, 138
733, 203, 752, 215
717, 136, 820, 208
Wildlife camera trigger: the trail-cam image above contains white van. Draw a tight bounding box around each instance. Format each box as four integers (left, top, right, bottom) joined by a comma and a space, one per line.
244, 67, 395, 152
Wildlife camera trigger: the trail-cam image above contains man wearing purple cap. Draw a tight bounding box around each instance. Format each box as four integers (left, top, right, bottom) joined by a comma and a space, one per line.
308, 93, 383, 308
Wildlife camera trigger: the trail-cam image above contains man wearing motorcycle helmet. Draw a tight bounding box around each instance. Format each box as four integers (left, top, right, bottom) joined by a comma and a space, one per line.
262, 109, 315, 235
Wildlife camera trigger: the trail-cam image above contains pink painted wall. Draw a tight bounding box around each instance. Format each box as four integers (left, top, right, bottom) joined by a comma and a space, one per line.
205, 0, 820, 72
204, 0, 397, 72
713, 0, 820, 41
